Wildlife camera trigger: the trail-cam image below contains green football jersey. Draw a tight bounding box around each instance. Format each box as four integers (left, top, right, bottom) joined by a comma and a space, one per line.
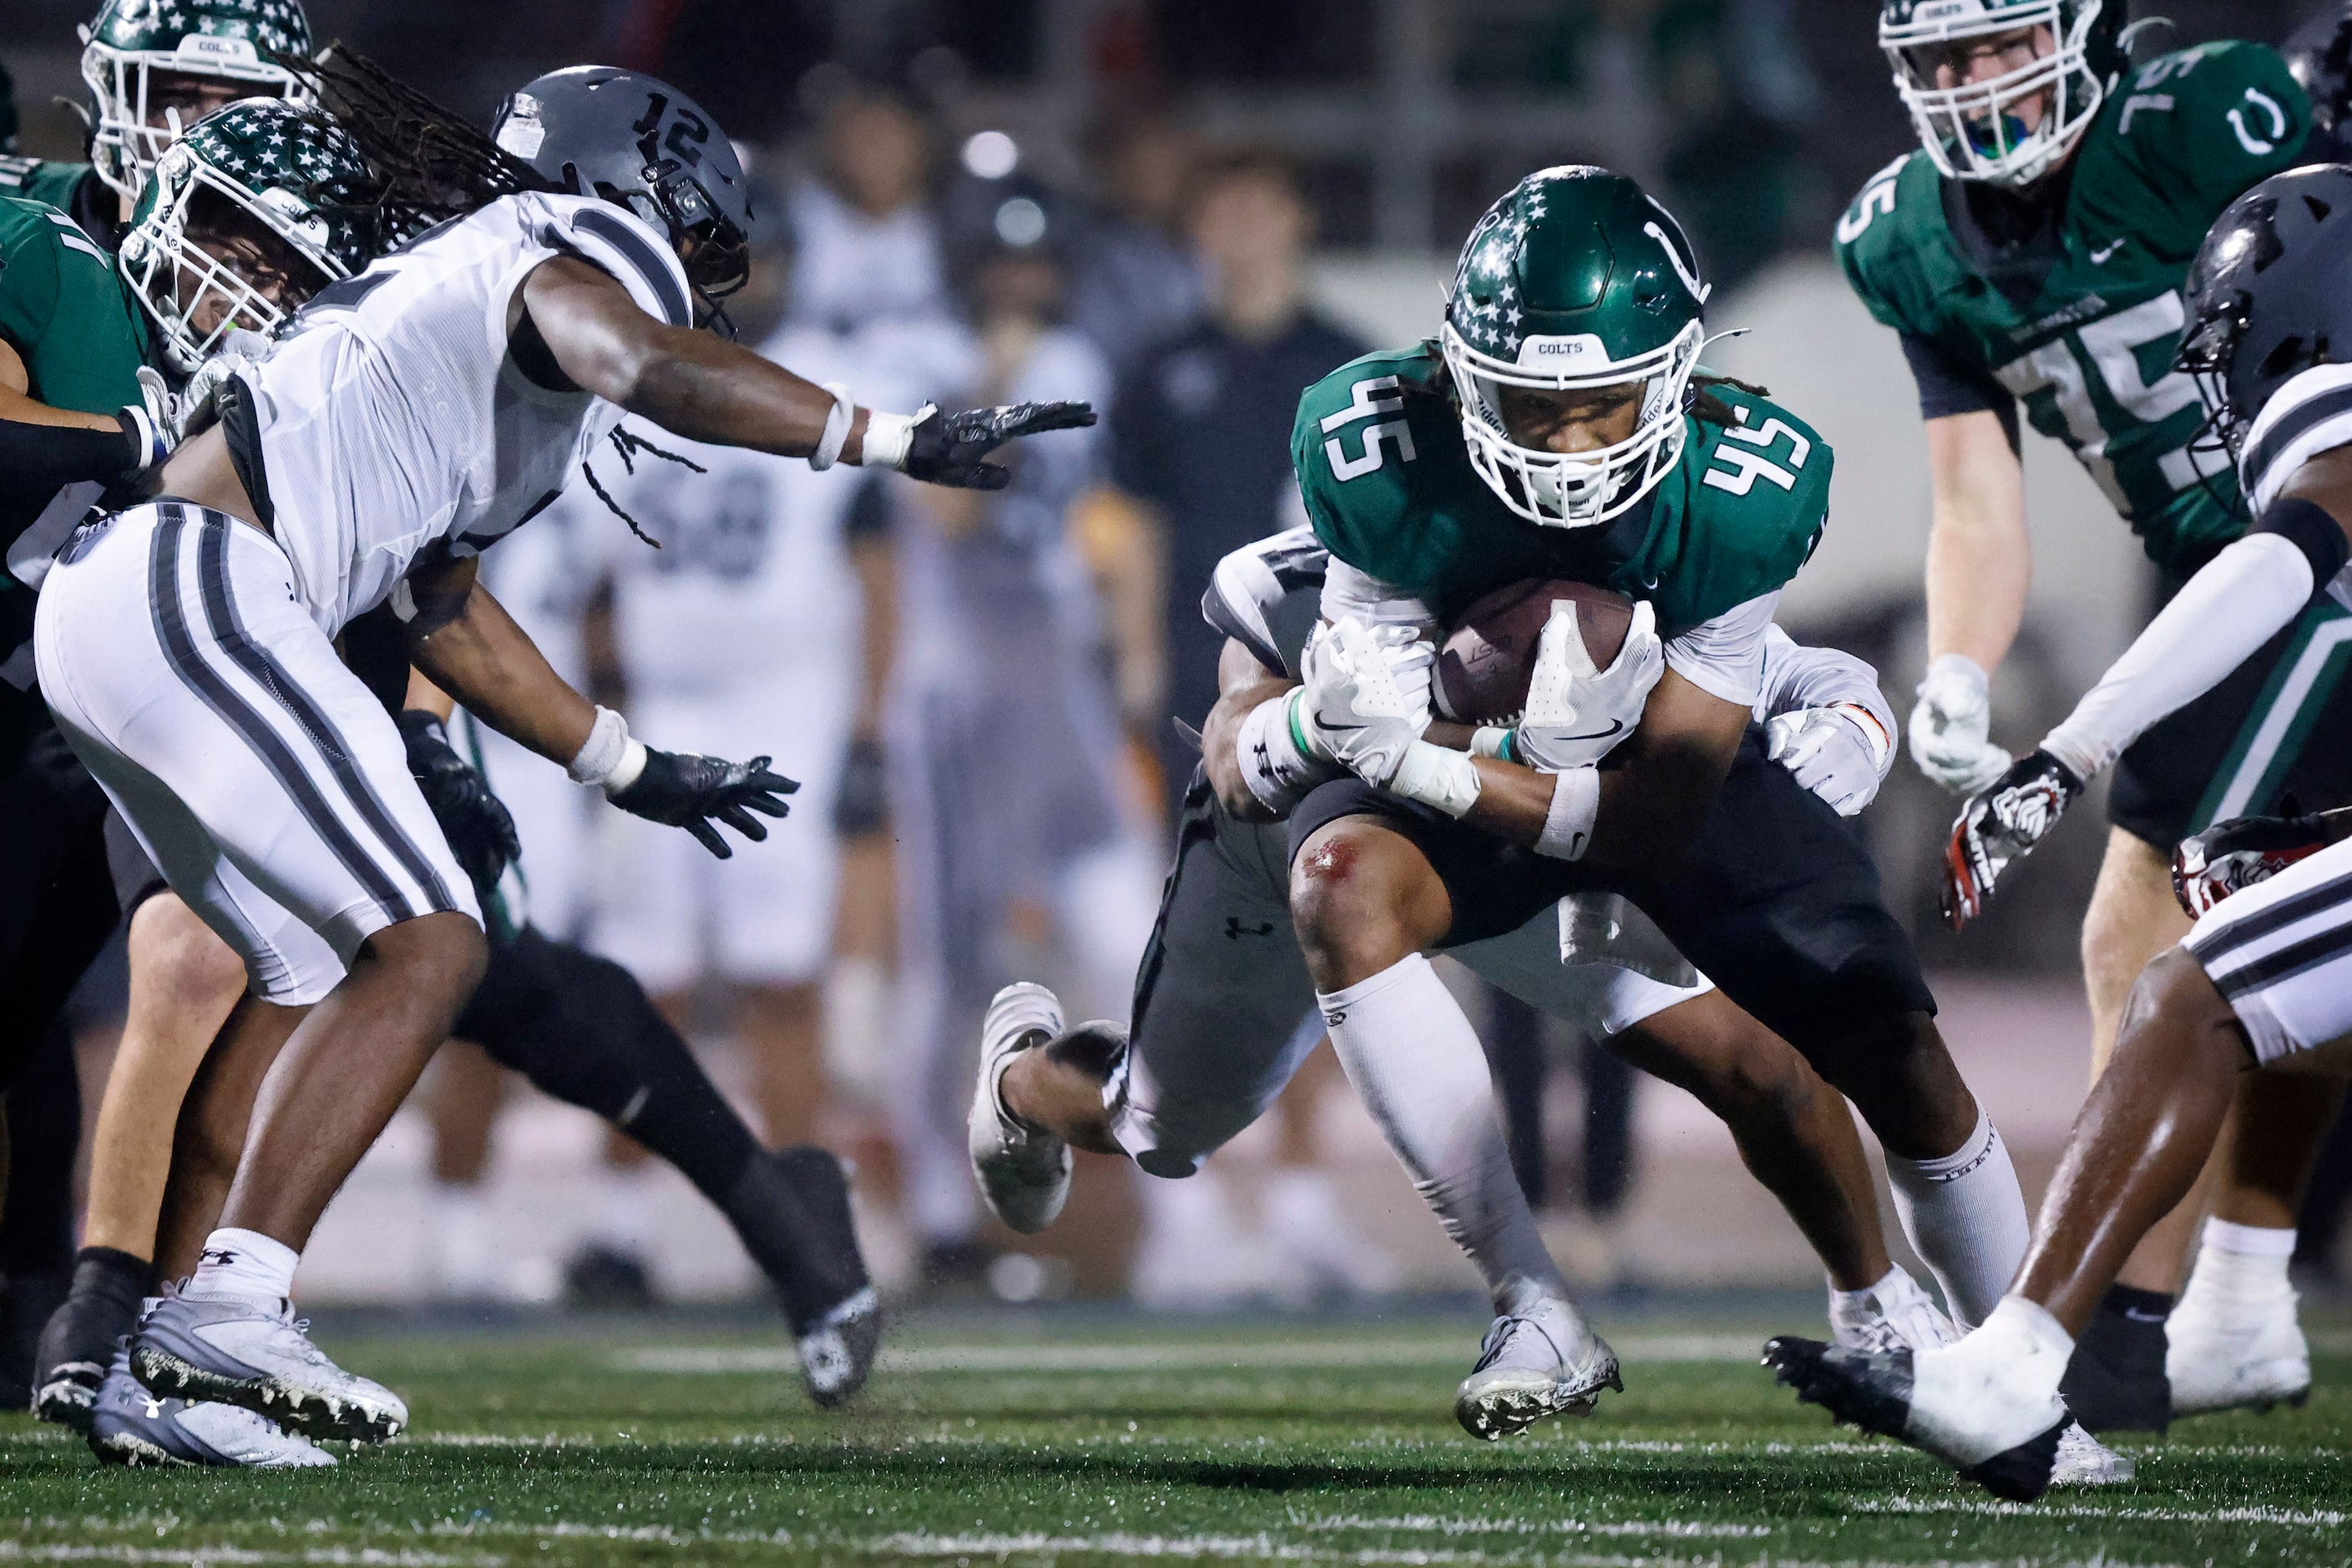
1293, 346, 1830, 640
0, 195, 146, 416
0, 154, 94, 215
0, 193, 146, 771
1837, 41, 2310, 576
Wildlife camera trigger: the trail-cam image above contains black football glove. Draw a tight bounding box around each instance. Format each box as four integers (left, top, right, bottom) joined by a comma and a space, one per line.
831, 732, 890, 837
2173, 811, 2334, 918
399, 710, 522, 903
610, 747, 799, 858
1940, 749, 2082, 933
901, 401, 1097, 490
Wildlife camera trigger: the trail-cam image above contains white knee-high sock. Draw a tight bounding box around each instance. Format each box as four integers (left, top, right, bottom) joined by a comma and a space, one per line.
1884, 1107, 2031, 1330
1318, 954, 1568, 1308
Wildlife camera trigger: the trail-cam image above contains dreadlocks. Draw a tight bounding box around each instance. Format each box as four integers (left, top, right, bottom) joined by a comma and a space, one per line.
267, 43, 553, 246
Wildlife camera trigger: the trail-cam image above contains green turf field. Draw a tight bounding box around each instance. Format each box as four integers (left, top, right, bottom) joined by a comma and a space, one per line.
3, 1305, 2347, 1565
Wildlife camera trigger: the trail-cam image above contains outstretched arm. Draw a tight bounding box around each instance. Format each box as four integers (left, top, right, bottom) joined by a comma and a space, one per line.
399, 554, 793, 858
517, 256, 1093, 488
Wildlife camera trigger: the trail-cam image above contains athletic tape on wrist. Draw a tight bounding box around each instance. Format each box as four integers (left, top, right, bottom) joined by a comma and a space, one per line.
1237, 691, 1323, 814
1469, 726, 1511, 760
809, 382, 855, 471
1389, 741, 1481, 819
568, 706, 632, 785
118, 403, 164, 470
1536, 767, 1599, 860
860, 408, 920, 472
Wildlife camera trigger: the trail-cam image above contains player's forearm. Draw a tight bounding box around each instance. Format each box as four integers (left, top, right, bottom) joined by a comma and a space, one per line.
624, 333, 867, 462
1205, 669, 1300, 823
1924, 412, 2031, 673
406, 583, 598, 766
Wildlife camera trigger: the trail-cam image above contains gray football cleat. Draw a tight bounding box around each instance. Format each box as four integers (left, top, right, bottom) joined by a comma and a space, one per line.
797, 1285, 882, 1408
969, 983, 1076, 1233
89, 1344, 334, 1469
1454, 1287, 1622, 1439
1763, 1335, 2068, 1502
131, 1287, 407, 1444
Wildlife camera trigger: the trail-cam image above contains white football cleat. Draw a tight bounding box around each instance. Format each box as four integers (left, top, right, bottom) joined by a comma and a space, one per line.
89, 1344, 335, 1469
1454, 1282, 1621, 1439
969, 983, 1075, 1234
1828, 1266, 1955, 1355
2050, 1419, 2135, 1486
2167, 1266, 2311, 1416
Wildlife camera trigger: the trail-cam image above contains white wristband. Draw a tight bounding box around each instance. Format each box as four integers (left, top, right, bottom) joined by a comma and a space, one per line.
809, 382, 855, 471
1236, 691, 1328, 815
1535, 767, 1599, 860
568, 706, 634, 785
858, 407, 922, 472
1389, 741, 1482, 819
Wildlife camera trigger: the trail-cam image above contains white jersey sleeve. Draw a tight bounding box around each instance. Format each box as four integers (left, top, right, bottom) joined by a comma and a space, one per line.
1205, 527, 1331, 678
1663, 590, 1781, 708
247, 192, 692, 635
1752, 624, 1895, 736
2240, 362, 2352, 514
1318, 558, 1436, 637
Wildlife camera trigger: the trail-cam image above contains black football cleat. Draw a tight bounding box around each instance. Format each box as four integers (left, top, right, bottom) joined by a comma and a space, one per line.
1763, 1335, 2068, 1503
727, 1146, 881, 1408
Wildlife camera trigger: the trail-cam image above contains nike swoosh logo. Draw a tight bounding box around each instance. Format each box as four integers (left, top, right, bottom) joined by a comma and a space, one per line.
2089, 240, 2125, 264
2121, 1307, 2169, 1323
1560, 719, 1626, 743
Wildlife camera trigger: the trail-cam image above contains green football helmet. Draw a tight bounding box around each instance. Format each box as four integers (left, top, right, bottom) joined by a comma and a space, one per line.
1442, 167, 1709, 530
1879, 0, 2124, 186
80, 0, 315, 200
118, 98, 373, 374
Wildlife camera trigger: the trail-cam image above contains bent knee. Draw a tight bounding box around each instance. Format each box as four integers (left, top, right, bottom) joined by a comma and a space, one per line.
130, 897, 249, 1006
1287, 819, 1444, 978
365, 910, 489, 993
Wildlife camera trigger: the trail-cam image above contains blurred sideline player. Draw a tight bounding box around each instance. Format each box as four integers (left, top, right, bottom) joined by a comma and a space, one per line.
1769, 157, 2352, 1501
1104, 147, 1388, 1298
889, 187, 1161, 1286
0, 0, 319, 1412
1845, 1, 2328, 1427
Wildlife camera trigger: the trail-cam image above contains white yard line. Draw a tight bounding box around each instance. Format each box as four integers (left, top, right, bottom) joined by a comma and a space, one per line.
611, 1333, 1763, 1376
0, 1546, 499, 1567
1852, 1493, 2347, 1528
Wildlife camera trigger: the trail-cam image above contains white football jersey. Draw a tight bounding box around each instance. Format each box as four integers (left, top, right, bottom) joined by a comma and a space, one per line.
245, 191, 694, 635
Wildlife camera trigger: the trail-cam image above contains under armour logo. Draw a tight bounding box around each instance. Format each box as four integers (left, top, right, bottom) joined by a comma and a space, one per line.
200, 1248, 240, 1267
1224, 918, 1276, 940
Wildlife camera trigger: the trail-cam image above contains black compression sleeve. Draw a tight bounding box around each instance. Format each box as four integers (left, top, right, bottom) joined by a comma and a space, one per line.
2252, 496, 2352, 590
1900, 332, 2020, 453
0, 417, 134, 505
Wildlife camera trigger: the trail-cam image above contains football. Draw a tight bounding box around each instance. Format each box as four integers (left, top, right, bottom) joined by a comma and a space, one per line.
1434, 579, 1636, 722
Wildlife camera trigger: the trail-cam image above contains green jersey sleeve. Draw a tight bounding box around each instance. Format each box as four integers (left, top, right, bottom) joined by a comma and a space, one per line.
0, 196, 145, 416
2102, 43, 2311, 260
1833, 153, 1940, 339
0, 155, 94, 214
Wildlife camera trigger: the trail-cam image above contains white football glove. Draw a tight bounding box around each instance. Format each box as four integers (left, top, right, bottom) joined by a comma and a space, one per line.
1512, 599, 1664, 771
177, 328, 275, 438
1296, 617, 1431, 787
1909, 652, 2012, 796
1767, 704, 1893, 817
